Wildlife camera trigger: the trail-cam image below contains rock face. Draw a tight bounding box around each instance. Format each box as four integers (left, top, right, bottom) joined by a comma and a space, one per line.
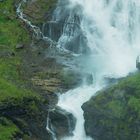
52, 1, 90, 54
22, 0, 57, 24
16, 44, 25, 49
136, 56, 140, 70
49, 107, 76, 139
21, 44, 84, 94
82, 73, 140, 140
0, 95, 52, 140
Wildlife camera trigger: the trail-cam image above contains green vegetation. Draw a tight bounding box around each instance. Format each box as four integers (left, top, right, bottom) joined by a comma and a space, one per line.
0, 117, 20, 140
0, 78, 39, 103
60, 70, 81, 88
0, 1, 47, 139
84, 72, 140, 140
0, 0, 30, 49
0, 0, 30, 83
0, 76, 45, 140
0, 57, 21, 82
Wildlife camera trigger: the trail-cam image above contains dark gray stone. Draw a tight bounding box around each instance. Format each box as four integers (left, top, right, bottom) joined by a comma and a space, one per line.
16, 44, 25, 49
136, 55, 140, 70
49, 107, 76, 139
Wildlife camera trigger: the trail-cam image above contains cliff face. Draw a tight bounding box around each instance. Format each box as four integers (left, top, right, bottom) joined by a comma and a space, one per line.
0, 0, 78, 139
82, 72, 140, 140
22, 0, 57, 24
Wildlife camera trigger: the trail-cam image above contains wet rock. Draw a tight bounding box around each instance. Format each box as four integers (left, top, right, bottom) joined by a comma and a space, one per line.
85, 73, 93, 85
16, 44, 25, 49
11, 52, 15, 56
49, 107, 76, 139
103, 76, 124, 86
136, 55, 140, 70
60, 70, 83, 91
42, 22, 63, 42
65, 34, 90, 54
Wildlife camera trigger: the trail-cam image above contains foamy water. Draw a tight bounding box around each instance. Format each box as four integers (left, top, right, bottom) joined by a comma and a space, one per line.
57, 0, 140, 139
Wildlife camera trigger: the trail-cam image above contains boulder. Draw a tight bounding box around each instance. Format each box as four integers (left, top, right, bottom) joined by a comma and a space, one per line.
85, 73, 93, 85
16, 44, 25, 49
82, 73, 140, 140
49, 107, 76, 139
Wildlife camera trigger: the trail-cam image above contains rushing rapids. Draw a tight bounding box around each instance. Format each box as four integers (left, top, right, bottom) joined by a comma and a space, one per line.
56, 0, 140, 140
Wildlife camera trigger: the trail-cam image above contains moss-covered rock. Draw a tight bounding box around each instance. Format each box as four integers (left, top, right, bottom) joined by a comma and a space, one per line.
0, 117, 20, 140
22, 0, 57, 24
82, 72, 140, 140
0, 78, 51, 140
49, 107, 76, 139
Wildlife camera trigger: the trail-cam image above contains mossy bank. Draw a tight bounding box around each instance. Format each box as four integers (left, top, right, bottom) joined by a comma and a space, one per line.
0, 0, 56, 139
82, 72, 140, 140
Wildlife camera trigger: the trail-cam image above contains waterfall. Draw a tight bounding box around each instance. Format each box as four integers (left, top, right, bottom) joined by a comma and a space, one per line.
16, 0, 140, 139
56, 0, 140, 140
51, 0, 89, 54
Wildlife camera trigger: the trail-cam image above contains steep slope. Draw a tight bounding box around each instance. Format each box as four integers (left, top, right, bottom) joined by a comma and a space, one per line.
0, 0, 84, 139
0, 0, 55, 139
82, 72, 140, 140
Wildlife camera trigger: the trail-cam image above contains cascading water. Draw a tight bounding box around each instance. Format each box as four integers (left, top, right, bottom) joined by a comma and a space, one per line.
16, 0, 140, 139
51, 0, 89, 54
56, 0, 140, 140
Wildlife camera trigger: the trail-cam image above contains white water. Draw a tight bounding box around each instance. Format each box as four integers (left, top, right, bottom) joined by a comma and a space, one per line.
58, 84, 102, 140
57, 0, 140, 140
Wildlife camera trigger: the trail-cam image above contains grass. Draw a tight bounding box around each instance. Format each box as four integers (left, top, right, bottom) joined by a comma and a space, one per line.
0, 57, 20, 80
0, 1, 44, 139
0, 78, 39, 103
0, 19, 29, 49
0, 117, 20, 140
0, 0, 29, 93
0, 0, 30, 84
0, 0, 30, 49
